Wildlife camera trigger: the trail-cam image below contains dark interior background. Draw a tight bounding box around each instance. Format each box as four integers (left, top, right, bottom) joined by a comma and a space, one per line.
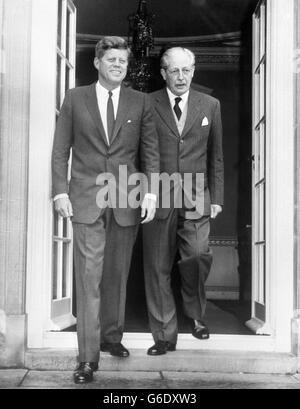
74, 0, 258, 37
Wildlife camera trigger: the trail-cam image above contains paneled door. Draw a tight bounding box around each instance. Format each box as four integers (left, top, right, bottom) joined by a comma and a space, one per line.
246, 0, 271, 335
49, 0, 77, 330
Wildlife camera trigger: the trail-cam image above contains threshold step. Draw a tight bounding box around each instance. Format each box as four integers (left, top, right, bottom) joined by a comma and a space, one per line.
25, 349, 300, 374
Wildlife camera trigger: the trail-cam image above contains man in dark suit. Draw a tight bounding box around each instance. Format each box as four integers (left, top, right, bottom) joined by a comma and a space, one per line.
143, 47, 224, 355
52, 36, 159, 383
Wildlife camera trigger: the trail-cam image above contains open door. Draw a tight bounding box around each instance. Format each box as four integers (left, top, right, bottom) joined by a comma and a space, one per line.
49, 0, 77, 330
246, 0, 271, 335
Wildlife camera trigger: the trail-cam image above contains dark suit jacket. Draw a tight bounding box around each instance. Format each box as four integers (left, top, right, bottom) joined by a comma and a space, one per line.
52, 83, 160, 226
150, 87, 224, 219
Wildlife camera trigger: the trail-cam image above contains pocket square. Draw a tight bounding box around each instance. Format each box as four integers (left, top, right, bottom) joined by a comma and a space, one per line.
127, 119, 132, 123
202, 117, 209, 126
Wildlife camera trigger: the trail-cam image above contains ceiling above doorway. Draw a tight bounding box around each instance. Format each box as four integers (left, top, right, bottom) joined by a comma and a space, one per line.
74, 0, 259, 38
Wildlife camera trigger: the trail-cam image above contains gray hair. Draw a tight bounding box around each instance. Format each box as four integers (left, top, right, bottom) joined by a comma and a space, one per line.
95, 36, 131, 60
161, 47, 195, 69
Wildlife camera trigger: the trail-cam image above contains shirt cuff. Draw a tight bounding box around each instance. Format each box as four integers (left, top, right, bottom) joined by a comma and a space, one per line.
144, 193, 157, 202
53, 193, 69, 201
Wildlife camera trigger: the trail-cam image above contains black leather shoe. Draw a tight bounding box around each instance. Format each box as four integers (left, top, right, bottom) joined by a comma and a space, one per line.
166, 341, 176, 351
147, 341, 176, 356
191, 321, 210, 340
100, 342, 130, 357
73, 362, 98, 384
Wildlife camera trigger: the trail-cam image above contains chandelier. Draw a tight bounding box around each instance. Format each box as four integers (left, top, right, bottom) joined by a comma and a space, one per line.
127, 0, 155, 92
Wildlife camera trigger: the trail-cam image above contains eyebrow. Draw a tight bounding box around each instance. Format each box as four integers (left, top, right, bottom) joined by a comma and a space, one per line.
168, 66, 193, 70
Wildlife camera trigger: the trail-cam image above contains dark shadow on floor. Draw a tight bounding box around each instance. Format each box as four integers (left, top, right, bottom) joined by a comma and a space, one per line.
64, 269, 253, 337
124, 299, 253, 335
65, 231, 253, 335
63, 299, 253, 335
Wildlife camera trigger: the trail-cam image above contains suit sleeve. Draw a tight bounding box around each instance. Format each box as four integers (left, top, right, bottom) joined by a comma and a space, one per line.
207, 100, 224, 206
139, 93, 160, 197
51, 90, 73, 198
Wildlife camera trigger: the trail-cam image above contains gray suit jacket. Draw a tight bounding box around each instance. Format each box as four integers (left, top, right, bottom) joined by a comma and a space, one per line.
52, 83, 160, 226
150, 87, 224, 219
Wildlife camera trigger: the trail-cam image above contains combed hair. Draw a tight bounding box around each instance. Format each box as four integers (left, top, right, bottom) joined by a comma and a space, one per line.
95, 36, 131, 59
160, 47, 195, 69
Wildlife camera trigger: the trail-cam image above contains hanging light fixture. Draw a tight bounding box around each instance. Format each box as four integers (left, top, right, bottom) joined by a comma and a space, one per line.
127, 0, 155, 92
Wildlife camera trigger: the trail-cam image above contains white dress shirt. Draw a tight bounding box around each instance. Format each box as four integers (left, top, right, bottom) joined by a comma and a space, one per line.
96, 81, 120, 145
166, 88, 189, 120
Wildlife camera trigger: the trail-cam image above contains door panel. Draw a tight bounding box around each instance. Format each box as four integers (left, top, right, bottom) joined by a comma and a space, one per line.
49, 0, 76, 331
246, 0, 271, 335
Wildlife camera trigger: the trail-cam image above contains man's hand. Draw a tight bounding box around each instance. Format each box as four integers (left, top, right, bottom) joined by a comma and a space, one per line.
141, 196, 156, 224
211, 204, 222, 219
54, 197, 73, 218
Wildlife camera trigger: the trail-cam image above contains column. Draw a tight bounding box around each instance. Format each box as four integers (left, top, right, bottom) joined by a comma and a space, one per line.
0, 0, 32, 367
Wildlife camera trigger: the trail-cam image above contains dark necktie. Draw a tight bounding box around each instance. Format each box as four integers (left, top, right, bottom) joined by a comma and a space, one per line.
107, 90, 115, 143
173, 97, 182, 121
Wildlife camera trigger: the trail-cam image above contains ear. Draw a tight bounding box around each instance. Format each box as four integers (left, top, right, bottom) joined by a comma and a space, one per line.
94, 57, 99, 70
160, 68, 167, 81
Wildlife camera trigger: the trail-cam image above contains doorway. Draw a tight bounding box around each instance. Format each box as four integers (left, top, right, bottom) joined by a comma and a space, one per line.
25, 0, 295, 352
70, 0, 261, 336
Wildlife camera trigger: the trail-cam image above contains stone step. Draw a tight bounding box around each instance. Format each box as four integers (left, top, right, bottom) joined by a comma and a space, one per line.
25, 349, 300, 374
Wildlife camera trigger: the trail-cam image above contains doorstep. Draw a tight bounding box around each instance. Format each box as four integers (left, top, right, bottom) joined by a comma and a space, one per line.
25, 349, 300, 374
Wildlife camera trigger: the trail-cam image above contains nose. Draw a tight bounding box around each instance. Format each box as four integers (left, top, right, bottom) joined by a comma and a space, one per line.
178, 70, 184, 80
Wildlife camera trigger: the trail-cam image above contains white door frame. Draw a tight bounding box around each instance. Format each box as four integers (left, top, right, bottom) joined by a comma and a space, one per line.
26, 0, 58, 348
246, 0, 294, 351
264, 0, 294, 352
26, 0, 295, 353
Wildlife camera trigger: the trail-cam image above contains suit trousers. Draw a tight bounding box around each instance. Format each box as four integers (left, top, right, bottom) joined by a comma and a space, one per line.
143, 209, 213, 345
73, 208, 138, 362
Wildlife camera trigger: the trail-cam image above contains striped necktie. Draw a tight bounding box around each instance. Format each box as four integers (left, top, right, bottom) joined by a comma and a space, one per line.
173, 97, 182, 121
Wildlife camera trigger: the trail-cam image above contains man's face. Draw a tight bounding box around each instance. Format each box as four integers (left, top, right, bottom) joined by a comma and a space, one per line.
94, 48, 129, 89
161, 50, 195, 96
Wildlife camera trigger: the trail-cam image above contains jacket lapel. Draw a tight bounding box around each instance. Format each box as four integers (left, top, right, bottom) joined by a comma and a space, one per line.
154, 89, 180, 138
110, 85, 131, 144
84, 83, 109, 147
181, 88, 204, 139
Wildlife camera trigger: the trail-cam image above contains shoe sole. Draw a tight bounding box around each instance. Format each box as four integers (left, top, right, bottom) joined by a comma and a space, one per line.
73, 377, 93, 384
192, 334, 210, 340
111, 354, 130, 358
101, 350, 130, 358
100, 346, 129, 357
147, 351, 167, 356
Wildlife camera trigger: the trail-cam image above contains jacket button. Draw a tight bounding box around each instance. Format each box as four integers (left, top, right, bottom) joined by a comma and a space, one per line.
179, 140, 184, 144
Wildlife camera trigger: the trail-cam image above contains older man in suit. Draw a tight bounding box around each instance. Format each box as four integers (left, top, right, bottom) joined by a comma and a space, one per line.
52, 36, 159, 383
143, 47, 224, 355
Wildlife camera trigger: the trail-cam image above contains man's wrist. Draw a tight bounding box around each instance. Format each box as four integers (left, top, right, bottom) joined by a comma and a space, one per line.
53, 193, 69, 201
144, 193, 157, 202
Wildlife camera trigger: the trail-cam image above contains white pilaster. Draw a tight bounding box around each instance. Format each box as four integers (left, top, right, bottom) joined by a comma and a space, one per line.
0, 0, 32, 366
266, 0, 294, 352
